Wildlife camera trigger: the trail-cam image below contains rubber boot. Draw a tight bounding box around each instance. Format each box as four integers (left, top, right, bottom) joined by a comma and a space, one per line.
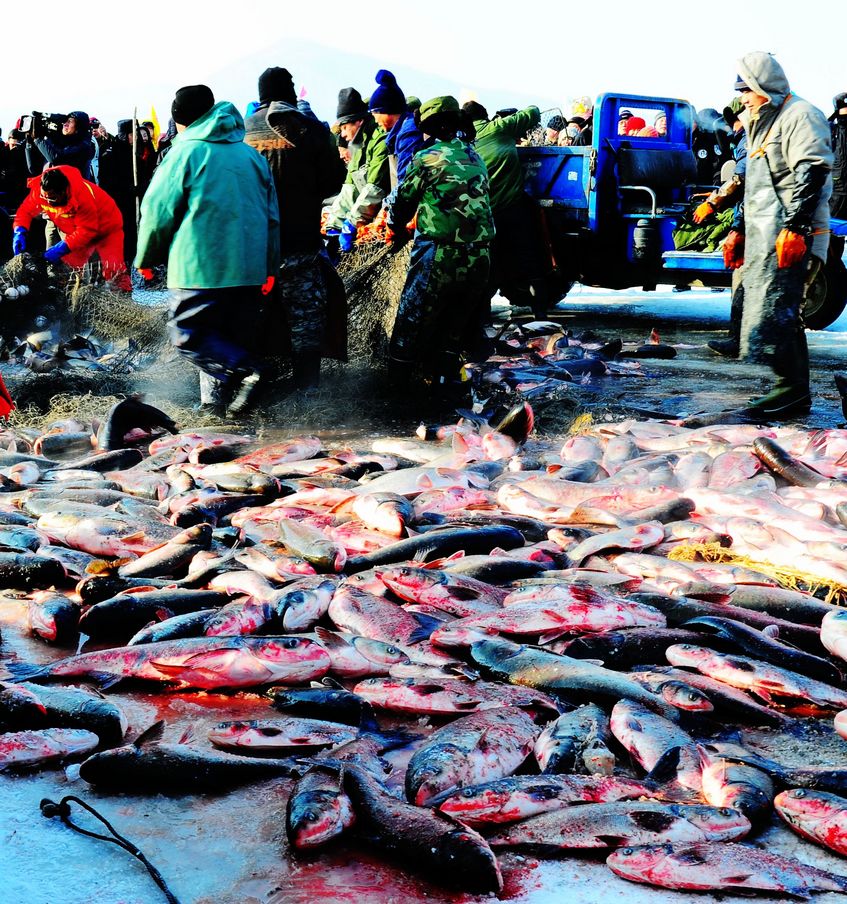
227, 369, 267, 418
292, 353, 321, 391
196, 371, 229, 417
708, 272, 743, 358
742, 331, 811, 421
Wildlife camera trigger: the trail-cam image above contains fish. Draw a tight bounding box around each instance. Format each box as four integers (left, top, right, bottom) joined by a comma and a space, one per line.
27, 590, 80, 643
0, 682, 128, 745
8, 635, 331, 690
775, 788, 847, 857
312, 628, 411, 679
625, 672, 714, 713
821, 609, 847, 663
376, 565, 506, 617
683, 616, 843, 686
353, 676, 559, 717
278, 519, 346, 572
208, 717, 364, 752
700, 745, 775, 827
533, 703, 614, 774
78, 588, 231, 642
469, 637, 676, 717
434, 773, 665, 825
117, 523, 212, 578
666, 644, 847, 711
0, 552, 66, 589
610, 700, 703, 792
77, 720, 305, 792
127, 609, 218, 646
405, 706, 539, 805
349, 492, 413, 538
606, 842, 847, 896
566, 521, 666, 564
269, 684, 380, 731
488, 801, 750, 850
97, 397, 177, 450
0, 727, 100, 769
327, 585, 442, 647
342, 764, 503, 894
552, 627, 707, 670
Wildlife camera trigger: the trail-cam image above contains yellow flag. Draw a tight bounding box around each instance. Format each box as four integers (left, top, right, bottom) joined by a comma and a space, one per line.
147, 106, 161, 149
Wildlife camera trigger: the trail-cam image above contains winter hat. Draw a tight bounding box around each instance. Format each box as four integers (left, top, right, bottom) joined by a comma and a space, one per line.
547, 115, 566, 132
567, 116, 586, 128
406, 96, 421, 112
67, 111, 91, 132
368, 70, 406, 114
723, 97, 744, 127
171, 85, 215, 127
117, 119, 133, 137
734, 75, 750, 91
416, 95, 460, 125
336, 87, 368, 125
835, 93, 847, 111
625, 116, 646, 134
258, 67, 296, 105
462, 101, 489, 122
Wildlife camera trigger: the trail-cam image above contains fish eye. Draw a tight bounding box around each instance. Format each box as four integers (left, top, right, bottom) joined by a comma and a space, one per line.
282, 638, 300, 649
386, 646, 400, 655
305, 810, 318, 822
462, 788, 475, 797
719, 808, 733, 816
621, 848, 634, 856
792, 789, 806, 798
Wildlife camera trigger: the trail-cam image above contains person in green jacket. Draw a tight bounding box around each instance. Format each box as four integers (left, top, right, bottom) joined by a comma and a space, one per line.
323, 87, 391, 240
135, 85, 280, 416
387, 95, 494, 403
462, 102, 552, 318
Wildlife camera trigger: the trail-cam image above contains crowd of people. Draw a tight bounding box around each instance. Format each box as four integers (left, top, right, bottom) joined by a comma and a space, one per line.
0, 54, 846, 422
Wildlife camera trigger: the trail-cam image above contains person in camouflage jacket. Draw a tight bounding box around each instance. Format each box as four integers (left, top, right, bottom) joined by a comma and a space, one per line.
387, 96, 494, 400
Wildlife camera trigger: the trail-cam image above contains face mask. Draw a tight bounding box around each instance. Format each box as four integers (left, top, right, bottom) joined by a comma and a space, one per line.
566, 126, 580, 139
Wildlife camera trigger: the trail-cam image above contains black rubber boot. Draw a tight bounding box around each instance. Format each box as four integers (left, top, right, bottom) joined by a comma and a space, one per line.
707, 273, 743, 358
741, 331, 811, 421
227, 370, 266, 417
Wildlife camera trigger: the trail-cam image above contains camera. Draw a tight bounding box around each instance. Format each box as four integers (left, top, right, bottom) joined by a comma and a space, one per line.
18, 111, 67, 138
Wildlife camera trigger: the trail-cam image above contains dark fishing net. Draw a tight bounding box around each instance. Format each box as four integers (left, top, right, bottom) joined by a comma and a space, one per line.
338, 243, 410, 361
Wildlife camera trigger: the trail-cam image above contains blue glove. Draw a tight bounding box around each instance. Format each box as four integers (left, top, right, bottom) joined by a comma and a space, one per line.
12, 227, 27, 256
43, 241, 70, 264
339, 219, 357, 252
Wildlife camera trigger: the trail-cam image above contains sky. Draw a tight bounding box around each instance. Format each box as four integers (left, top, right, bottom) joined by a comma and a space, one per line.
2, 0, 845, 137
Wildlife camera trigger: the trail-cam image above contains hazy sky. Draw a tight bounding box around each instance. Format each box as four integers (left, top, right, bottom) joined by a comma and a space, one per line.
3, 0, 844, 136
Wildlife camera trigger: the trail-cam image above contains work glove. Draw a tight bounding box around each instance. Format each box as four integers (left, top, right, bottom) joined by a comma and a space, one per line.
137, 268, 154, 281
339, 219, 357, 253
723, 230, 745, 270
784, 161, 828, 237
43, 241, 70, 264
261, 275, 275, 295
775, 228, 807, 269
692, 201, 714, 224
12, 227, 27, 256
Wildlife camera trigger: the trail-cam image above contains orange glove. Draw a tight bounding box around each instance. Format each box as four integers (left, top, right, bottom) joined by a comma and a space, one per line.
138, 268, 154, 281
723, 230, 745, 270
692, 201, 714, 224
261, 275, 275, 295
383, 226, 396, 247
775, 228, 807, 269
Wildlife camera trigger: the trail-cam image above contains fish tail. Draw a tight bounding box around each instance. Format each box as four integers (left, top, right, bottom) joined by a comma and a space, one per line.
5, 661, 49, 682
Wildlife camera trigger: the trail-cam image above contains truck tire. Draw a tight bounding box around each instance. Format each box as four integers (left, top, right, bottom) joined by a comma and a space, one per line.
803, 237, 847, 330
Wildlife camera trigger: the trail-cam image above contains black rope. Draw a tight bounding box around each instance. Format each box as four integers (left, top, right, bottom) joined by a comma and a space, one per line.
40, 795, 181, 904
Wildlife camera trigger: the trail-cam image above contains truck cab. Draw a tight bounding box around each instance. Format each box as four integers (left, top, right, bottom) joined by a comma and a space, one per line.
519, 92, 847, 328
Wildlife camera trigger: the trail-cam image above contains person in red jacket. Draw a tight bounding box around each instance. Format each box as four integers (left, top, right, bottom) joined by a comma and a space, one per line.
12, 165, 131, 291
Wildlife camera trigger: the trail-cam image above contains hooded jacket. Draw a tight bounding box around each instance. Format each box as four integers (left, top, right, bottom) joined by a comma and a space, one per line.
135, 101, 280, 288
736, 51, 832, 257
30, 112, 95, 180
244, 100, 344, 254
14, 165, 123, 251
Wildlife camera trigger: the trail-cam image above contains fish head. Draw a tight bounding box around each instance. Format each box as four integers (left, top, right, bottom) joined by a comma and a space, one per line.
660, 680, 714, 712
278, 590, 325, 632
350, 636, 410, 668
377, 566, 438, 599
822, 610, 847, 660
606, 843, 675, 880
436, 783, 512, 821
408, 744, 468, 805
680, 804, 751, 841
469, 637, 526, 674
287, 785, 351, 849
439, 827, 503, 893
665, 644, 712, 669
208, 720, 270, 748
431, 623, 492, 648
775, 788, 838, 833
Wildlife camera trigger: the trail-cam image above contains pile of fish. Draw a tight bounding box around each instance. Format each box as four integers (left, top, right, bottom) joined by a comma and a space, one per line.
4, 397, 847, 897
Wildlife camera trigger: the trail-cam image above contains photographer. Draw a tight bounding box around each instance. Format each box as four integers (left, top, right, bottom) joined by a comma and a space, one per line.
13, 165, 131, 292
25, 111, 95, 180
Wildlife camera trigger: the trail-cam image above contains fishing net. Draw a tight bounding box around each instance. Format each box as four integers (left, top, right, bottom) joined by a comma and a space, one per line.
667, 541, 847, 604
338, 243, 410, 362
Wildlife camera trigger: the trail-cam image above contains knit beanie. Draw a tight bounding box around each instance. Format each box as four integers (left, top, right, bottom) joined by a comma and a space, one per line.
258, 67, 296, 105
117, 119, 133, 137
368, 70, 406, 114
171, 85, 215, 127
336, 87, 368, 124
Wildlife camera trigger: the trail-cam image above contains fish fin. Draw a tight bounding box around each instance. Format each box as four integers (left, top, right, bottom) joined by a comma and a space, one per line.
154, 608, 175, 623
644, 746, 682, 784
628, 810, 676, 832
133, 720, 166, 748
722, 875, 754, 886
91, 671, 125, 690
358, 703, 380, 734
4, 661, 48, 682
85, 559, 122, 575
363, 729, 420, 752
314, 627, 348, 650
669, 850, 710, 866
416, 684, 447, 696
75, 634, 91, 655
411, 545, 437, 564
448, 586, 483, 601
177, 725, 196, 745
409, 612, 442, 643
595, 835, 626, 848
537, 629, 571, 645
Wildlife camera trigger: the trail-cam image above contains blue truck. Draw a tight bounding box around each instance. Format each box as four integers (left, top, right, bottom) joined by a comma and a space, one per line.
519, 92, 847, 329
